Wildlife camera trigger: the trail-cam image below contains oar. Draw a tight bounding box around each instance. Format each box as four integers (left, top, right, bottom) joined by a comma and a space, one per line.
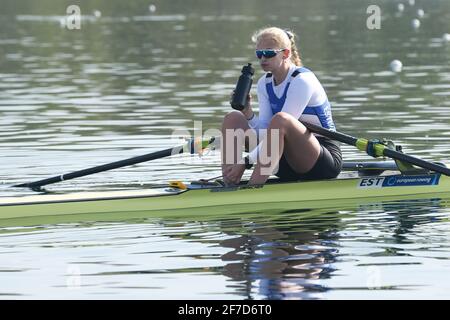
302, 122, 450, 176
13, 137, 217, 191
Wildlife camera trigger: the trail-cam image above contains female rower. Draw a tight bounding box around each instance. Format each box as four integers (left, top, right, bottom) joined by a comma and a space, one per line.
221, 26, 342, 185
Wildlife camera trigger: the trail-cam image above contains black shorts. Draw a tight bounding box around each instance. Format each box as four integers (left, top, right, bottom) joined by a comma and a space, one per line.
275, 137, 342, 181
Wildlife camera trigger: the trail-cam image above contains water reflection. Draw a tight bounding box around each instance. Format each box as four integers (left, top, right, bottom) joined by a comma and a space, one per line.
354, 198, 447, 244
219, 211, 340, 300
0, 196, 449, 299
210, 197, 450, 299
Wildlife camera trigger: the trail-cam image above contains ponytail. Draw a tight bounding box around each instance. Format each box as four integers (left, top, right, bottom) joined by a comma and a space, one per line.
284, 30, 302, 66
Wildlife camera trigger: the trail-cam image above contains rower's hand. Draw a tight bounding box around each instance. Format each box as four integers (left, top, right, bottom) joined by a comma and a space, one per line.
243, 92, 252, 110
223, 163, 246, 186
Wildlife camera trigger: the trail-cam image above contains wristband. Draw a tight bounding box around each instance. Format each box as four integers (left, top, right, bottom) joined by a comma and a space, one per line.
246, 112, 255, 121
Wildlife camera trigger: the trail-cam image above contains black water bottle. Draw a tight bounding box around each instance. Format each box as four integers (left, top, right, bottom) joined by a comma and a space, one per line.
231, 63, 254, 111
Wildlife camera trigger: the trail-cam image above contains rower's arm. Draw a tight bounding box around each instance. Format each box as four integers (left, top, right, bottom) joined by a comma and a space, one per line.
245, 78, 272, 164
248, 77, 271, 130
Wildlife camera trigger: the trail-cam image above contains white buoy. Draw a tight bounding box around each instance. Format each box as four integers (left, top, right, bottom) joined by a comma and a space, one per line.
390, 60, 403, 73
408, 0, 415, 6
149, 4, 156, 13
93, 10, 102, 18
411, 19, 421, 30
417, 9, 425, 18
398, 3, 405, 12
443, 33, 450, 42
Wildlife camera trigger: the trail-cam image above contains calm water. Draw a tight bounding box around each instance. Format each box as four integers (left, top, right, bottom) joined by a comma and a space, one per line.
1, 0, 450, 299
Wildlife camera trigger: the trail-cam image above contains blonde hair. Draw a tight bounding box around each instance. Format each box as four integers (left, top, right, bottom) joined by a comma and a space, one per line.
252, 27, 302, 66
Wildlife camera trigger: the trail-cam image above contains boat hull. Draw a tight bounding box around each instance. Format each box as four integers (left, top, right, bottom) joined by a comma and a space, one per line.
1, 173, 450, 227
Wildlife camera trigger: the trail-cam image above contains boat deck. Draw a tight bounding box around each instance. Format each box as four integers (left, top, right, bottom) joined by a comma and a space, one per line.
0, 188, 182, 206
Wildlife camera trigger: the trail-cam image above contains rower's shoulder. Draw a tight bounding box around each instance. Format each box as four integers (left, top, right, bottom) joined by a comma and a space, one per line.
291, 67, 320, 84
292, 66, 315, 77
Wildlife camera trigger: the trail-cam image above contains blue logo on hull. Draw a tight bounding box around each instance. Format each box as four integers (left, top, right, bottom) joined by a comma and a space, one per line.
358, 174, 441, 188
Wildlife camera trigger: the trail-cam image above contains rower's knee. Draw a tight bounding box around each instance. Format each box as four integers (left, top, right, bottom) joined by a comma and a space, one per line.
269, 112, 297, 134
270, 112, 296, 126
222, 111, 247, 128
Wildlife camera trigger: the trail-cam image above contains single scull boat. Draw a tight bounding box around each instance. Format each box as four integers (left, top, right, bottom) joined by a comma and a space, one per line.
1, 161, 450, 226
3, 125, 450, 227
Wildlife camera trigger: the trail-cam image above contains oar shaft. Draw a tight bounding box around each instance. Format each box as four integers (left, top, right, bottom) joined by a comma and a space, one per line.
303, 121, 450, 176
14, 147, 176, 190
14, 137, 216, 190
303, 122, 358, 146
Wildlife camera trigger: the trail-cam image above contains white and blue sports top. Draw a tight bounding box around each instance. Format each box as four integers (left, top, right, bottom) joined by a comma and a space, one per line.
247, 64, 336, 163
248, 64, 335, 131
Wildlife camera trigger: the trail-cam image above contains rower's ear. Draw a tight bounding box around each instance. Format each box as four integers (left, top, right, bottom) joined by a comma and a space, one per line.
283, 49, 290, 60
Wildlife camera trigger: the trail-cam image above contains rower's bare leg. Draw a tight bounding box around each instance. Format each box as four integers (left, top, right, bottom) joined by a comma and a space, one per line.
249, 112, 321, 185
221, 111, 252, 185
